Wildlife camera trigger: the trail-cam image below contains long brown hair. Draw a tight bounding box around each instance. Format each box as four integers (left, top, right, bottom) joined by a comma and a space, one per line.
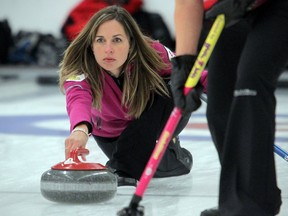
59, 5, 170, 118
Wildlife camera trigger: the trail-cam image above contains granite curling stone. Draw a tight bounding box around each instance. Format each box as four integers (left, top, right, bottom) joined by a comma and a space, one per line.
40, 148, 117, 203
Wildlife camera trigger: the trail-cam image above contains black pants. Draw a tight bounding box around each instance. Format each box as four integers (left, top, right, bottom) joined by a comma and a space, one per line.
206, 1, 288, 215
93, 87, 191, 180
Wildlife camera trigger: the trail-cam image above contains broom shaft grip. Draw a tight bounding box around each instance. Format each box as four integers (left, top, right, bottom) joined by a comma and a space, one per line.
184, 14, 225, 95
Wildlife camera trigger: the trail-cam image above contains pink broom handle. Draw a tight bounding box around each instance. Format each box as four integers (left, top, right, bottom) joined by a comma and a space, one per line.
135, 107, 182, 197
135, 14, 225, 198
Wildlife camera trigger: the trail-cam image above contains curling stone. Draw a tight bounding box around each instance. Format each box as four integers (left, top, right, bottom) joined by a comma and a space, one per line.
40, 148, 117, 203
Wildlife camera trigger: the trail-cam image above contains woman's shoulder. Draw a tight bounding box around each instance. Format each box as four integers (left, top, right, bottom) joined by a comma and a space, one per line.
150, 40, 165, 51
150, 40, 175, 60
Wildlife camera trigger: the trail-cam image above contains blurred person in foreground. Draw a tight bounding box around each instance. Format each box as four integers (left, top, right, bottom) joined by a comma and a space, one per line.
172, 0, 288, 215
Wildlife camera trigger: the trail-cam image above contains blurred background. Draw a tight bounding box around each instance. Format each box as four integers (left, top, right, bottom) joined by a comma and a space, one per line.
0, 0, 287, 86
0, 0, 175, 68
0, 0, 174, 38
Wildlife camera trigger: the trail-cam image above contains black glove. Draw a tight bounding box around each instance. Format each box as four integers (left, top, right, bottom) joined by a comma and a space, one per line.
171, 55, 203, 114
205, 0, 255, 26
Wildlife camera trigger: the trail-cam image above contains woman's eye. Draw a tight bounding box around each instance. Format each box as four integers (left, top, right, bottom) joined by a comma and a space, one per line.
113, 38, 122, 43
96, 38, 104, 43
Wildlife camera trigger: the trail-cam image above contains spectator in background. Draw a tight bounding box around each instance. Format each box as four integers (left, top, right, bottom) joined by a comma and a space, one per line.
61, 0, 175, 50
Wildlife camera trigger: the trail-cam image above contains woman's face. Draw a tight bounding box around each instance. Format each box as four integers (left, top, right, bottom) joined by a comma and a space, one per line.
92, 19, 130, 77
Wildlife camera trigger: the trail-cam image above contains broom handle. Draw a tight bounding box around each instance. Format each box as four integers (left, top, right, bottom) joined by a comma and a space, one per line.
134, 14, 225, 198
274, 144, 288, 162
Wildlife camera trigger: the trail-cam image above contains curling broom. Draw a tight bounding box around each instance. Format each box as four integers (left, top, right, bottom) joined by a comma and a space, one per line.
117, 14, 225, 216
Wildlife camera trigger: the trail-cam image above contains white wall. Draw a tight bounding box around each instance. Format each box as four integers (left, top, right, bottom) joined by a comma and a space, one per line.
143, 0, 175, 36
0, 0, 175, 37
